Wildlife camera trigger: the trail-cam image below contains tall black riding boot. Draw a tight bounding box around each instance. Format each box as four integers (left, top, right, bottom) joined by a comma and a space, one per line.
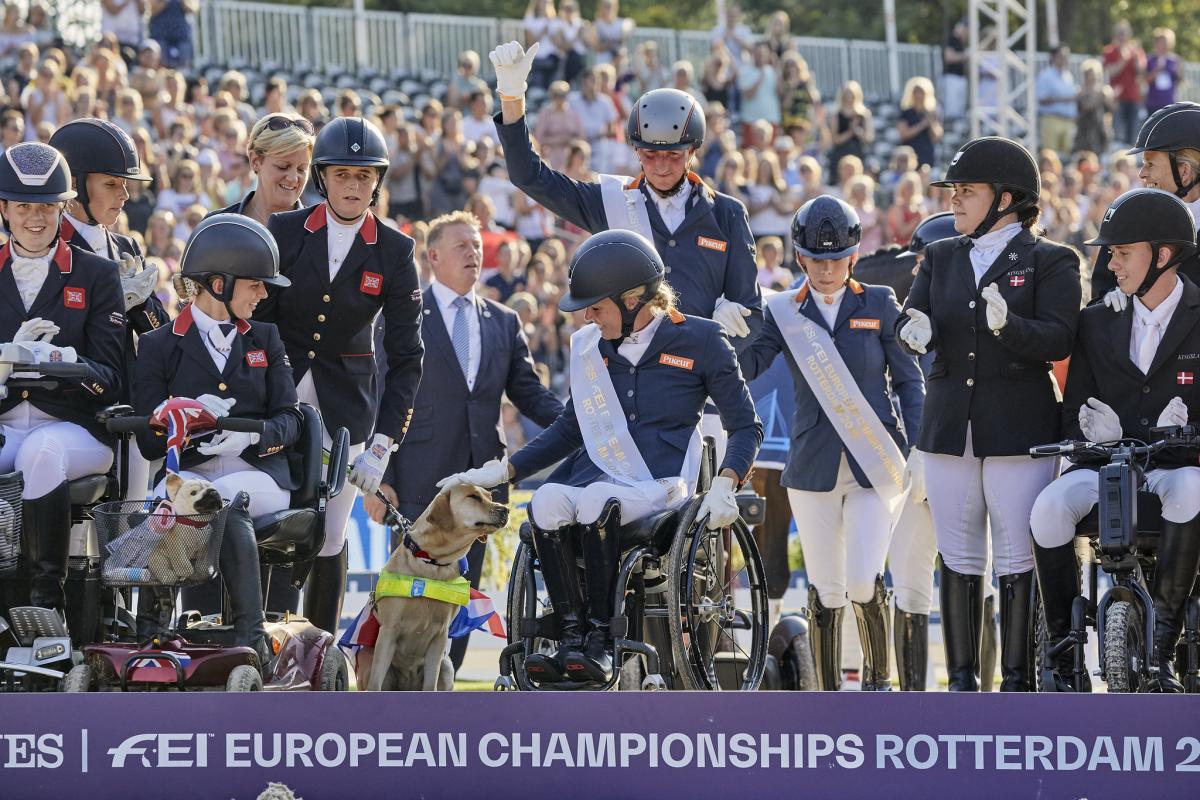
220, 495, 271, 671
807, 584, 843, 691
940, 563, 983, 691
525, 522, 585, 683
303, 543, 347, 636
566, 502, 621, 684
852, 575, 892, 691
26, 482, 72, 613
1034, 541, 1089, 691
998, 570, 1035, 691
893, 607, 928, 691
1145, 512, 1200, 693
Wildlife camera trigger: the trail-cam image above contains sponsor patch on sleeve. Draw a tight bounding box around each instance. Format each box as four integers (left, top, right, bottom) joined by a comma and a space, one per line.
697, 236, 728, 252
849, 318, 881, 330
109, 310, 126, 327
659, 353, 695, 370
360, 271, 383, 295
245, 349, 268, 367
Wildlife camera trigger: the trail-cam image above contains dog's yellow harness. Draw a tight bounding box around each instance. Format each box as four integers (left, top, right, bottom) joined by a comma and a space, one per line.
374, 571, 470, 606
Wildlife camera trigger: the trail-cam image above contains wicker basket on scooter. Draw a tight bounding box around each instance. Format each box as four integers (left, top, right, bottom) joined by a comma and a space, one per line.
0, 470, 23, 576
92, 499, 229, 587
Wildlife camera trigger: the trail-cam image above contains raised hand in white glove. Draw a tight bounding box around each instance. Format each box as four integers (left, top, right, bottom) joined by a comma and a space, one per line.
436, 457, 513, 490
12, 317, 59, 344
981, 282, 1008, 331
195, 393, 234, 419
1157, 396, 1189, 428
899, 308, 932, 354
1103, 287, 1129, 313
197, 429, 259, 456
349, 433, 394, 495
119, 254, 159, 311
903, 449, 927, 503
488, 41, 539, 98
1079, 397, 1123, 443
712, 297, 752, 338
697, 476, 740, 530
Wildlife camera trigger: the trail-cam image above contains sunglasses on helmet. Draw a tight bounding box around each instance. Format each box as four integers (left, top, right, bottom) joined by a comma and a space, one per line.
264, 115, 315, 135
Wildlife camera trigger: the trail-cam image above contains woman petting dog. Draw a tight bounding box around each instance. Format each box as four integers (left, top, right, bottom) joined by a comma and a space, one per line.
439, 229, 763, 685
132, 213, 302, 668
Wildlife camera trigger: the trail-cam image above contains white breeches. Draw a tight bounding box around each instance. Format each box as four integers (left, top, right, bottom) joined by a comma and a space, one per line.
296, 371, 365, 557
886, 498, 938, 615
0, 403, 113, 499
786, 455, 892, 608
1030, 466, 1200, 549
923, 427, 1056, 577
529, 479, 683, 530
152, 453, 290, 519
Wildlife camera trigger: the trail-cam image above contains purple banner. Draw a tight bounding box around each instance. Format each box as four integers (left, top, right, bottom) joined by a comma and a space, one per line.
1, 693, 1197, 799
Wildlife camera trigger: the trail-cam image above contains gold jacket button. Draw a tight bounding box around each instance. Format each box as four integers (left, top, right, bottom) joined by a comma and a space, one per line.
218, 383, 228, 391
966, 378, 975, 387
318, 314, 326, 322
313, 333, 321, 341
307, 351, 316, 359
323, 294, 331, 303
21, 390, 29, 399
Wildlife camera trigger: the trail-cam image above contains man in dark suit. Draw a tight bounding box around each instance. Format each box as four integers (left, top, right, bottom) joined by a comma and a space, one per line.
365, 210, 562, 673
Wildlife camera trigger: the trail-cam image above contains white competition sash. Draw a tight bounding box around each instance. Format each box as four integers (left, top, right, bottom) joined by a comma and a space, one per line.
569, 324, 700, 506
766, 290, 906, 514
599, 173, 655, 244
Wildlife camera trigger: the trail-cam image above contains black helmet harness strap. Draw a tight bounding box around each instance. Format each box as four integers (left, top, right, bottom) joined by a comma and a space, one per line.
71, 174, 99, 226
197, 272, 244, 321
1, 203, 63, 257
967, 185, 1032, 239
609, 282, 658, 343
1166, 151, 1200, 199
1133, 241, 1189, 298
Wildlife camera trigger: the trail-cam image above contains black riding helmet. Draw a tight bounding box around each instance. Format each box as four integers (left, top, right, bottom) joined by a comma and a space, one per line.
311, 116, 389, 212
0, 142, 76, 252
626, 88, 705, 197
182, 213, 290, 320
792, 195, 862, 260
931, 137, 1040, 239
560, 229, 664, 342
49, 118, 151, 225
901, 211, 959, 257
1127, 102, 1200, 199
1084, 188, 1197, 298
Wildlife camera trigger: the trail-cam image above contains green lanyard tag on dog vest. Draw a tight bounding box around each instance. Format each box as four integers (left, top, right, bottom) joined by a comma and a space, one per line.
375, 571, 471, 606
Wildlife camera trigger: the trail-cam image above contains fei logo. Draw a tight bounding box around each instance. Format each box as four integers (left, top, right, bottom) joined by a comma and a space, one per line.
107, 733, 209, 768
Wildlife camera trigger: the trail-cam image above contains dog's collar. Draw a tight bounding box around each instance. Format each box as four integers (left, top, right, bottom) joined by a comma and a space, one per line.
400, 532, 469, 575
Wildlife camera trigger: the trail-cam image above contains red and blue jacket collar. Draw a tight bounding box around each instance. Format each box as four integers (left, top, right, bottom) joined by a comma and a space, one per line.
302, 202, 378, 245
0, 236, 73, 274
171, 303, 252, 336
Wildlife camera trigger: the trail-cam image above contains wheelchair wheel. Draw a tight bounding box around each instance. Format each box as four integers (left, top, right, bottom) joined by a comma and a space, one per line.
1103, 600, 1142, 693
506, 542, 561, 691
666, 500, 769, 690
1033, 586, 1047, 693
62, 664, 93, 693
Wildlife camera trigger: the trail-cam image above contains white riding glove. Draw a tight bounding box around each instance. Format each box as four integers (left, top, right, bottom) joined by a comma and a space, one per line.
899, 308, 932, 354
349, 433, 394, 495
697, 476, 740, 530
436, 457, 512, 490
712, 297, 752, 338
1078, 397, 1123, 443
1157, 396, 1189, 428
194, 393, 234, 419
12, 317, 59, 344
5, 340, 78, 364
981, 282, 1008, 331
903, 448, 927, 503
1103, 287, 1129, 313
197, 429, 259, 456
488, 41, 539, 98
119, 254, 159, 311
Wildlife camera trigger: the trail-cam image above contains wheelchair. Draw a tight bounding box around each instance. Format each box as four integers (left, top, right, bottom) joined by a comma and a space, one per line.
1030, 427, 1200, 694
62, 401, 353, 692
495, 438, 771, 691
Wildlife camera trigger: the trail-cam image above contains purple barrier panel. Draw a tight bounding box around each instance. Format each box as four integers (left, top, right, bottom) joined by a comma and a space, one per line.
1, 692, 1197, 799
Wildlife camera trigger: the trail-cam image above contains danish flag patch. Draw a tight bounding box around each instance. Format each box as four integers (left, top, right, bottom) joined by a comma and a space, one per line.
1009, 275, 1026, 287
63, 286, 86, 308
1179, 371, 1195, 385
245, 349, 268, 367
360, 272, 383, 295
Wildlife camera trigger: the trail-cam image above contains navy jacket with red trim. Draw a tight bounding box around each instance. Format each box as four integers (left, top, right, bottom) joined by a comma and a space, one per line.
60, 215, 169, 336
0, 238, 126, 441
131, 306, 303, 490
258, 202, 424, 444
